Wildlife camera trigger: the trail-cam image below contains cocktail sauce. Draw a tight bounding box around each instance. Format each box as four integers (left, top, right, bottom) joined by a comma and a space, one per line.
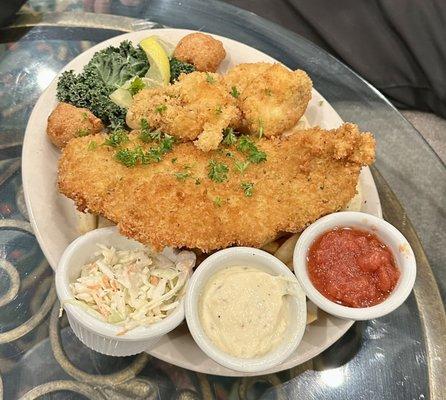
307, 228, 400, 308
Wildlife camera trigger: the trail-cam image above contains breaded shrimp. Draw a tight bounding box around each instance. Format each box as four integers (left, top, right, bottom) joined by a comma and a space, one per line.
47, 102, 103, 149
173, 33, 226, 72
126, 71, 240, 151
225, 63, 312, 137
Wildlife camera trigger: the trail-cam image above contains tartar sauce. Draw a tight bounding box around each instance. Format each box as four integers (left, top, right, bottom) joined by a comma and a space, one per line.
199, 266, 292, 358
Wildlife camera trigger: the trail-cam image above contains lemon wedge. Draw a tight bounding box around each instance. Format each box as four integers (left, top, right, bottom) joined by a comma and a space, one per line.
139, 36, 171, 86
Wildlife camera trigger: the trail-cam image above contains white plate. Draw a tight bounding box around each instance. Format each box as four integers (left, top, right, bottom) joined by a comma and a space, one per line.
22, 28, 382, 377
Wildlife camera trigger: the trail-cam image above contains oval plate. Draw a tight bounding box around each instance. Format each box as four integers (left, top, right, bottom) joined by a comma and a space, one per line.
22, 28, 382, 377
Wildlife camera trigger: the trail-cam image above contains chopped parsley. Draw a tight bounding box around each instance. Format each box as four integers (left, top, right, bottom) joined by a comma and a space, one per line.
213, 196, 222, 207
195, 178, 201, 185
208, 160, 229, 183
115, 148, 139, 167
241, 182, 254, 197
76, 128, 90, 137
236, 135, 267, 163
155, 104, 167, 114
87, 140, 97, 150
225, 151, 234, 158
174, 171, 191, 181
81, 112, 88, 120
230, 86, 240, 98
104, 130, 129, 147
171, 157, 177, 164
234, 160, 250, 173
140, 129, 162, 142
129, 77, 145, 96
206, 73, 215, 84
215, 105, 222, 115
222, 128, 238, 146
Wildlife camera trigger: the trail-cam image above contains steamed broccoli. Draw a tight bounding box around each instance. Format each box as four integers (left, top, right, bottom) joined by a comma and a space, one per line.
169, 57, 196, 83
57, 41, 149, 128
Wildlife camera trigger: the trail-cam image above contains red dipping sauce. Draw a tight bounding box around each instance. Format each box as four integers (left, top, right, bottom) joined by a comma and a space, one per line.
307, 227, 400, 308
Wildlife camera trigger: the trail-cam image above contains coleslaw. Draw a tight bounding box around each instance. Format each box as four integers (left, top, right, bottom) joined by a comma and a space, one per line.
69, 244, 195, 334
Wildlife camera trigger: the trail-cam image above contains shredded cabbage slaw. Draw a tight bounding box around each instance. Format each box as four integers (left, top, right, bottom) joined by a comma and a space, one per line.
68, 244, 195, 334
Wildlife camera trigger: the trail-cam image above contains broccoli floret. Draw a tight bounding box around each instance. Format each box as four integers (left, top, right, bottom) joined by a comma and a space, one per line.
169, 57, 196, 83
56, 41, 149, 128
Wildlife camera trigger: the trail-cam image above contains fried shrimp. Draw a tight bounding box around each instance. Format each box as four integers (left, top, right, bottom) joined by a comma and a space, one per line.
47, 102, 103, 148
126, 71, 240, 151
225, 63, 312, 137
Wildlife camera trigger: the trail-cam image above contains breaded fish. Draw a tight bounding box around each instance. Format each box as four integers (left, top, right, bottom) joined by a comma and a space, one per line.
58, 123, 375, 252
47, 102, 103, 149
126, 71, 240, 151
225, 63, 312, 137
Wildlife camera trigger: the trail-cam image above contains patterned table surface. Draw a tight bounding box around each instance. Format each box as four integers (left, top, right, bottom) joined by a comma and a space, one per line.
0, 1, 445, 399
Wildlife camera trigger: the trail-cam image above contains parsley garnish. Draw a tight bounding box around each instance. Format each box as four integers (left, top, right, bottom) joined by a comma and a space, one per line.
104, 130, 129, 147
87, 140, 97, 150
215, 105, 222, 115
236, 135, 267, 163
226, 151, 234, 158
213, 196, 222, 207
81, 112, 88, 120
222, 128, 238, 146
140, 129, 162, 143
129, 77, 145, 96
206, 73, 215, 84
175, 171, 191, 181
171, 157, 177, 164
241, 182, 254, 197
234, 160, 250, 173
208, 160, 229, 183
115, 148, 139, 167
155, 104, 167, 114
140, 118, 150, 131
76, 128, 90, 137
230, 86, 240, 98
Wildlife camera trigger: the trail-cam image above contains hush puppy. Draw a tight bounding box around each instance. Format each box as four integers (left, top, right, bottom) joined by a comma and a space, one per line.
47, 102, 103, 149
173, 33, 226, 72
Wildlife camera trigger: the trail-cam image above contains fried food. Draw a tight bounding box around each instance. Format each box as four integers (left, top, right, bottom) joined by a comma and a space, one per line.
225, 63, 312, 137
173, 33, 226, 72
126, 72, 240, 151
58, 123, 375, 252
47, 102, 103, 149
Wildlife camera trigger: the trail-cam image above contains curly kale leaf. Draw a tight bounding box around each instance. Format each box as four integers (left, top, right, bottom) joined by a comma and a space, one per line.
56, 41, 148, 128
169, 57, 196, 83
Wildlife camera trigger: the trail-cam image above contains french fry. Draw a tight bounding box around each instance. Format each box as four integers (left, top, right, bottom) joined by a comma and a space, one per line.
274, 233, 300, 264
306, 300, 318, 324
98, 216, 116, 228
75, 210, 98, 234
261, 241, 280, 254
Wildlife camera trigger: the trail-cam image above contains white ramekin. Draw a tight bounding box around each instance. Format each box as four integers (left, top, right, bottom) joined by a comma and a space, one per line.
185, 247, 307, 373
55, 226, 191, 356
293, 212, 416, 320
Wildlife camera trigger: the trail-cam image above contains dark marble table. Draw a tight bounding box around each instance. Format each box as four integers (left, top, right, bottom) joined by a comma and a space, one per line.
0, 1, 444, 399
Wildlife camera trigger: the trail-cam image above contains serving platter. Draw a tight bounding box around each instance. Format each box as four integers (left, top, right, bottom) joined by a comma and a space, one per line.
22, 28, 382, 376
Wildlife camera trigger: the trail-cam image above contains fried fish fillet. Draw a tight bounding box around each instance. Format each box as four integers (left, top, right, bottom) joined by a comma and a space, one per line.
126, 71, 240, 151
58, 123, 375, 252
224, 63, 312, 137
